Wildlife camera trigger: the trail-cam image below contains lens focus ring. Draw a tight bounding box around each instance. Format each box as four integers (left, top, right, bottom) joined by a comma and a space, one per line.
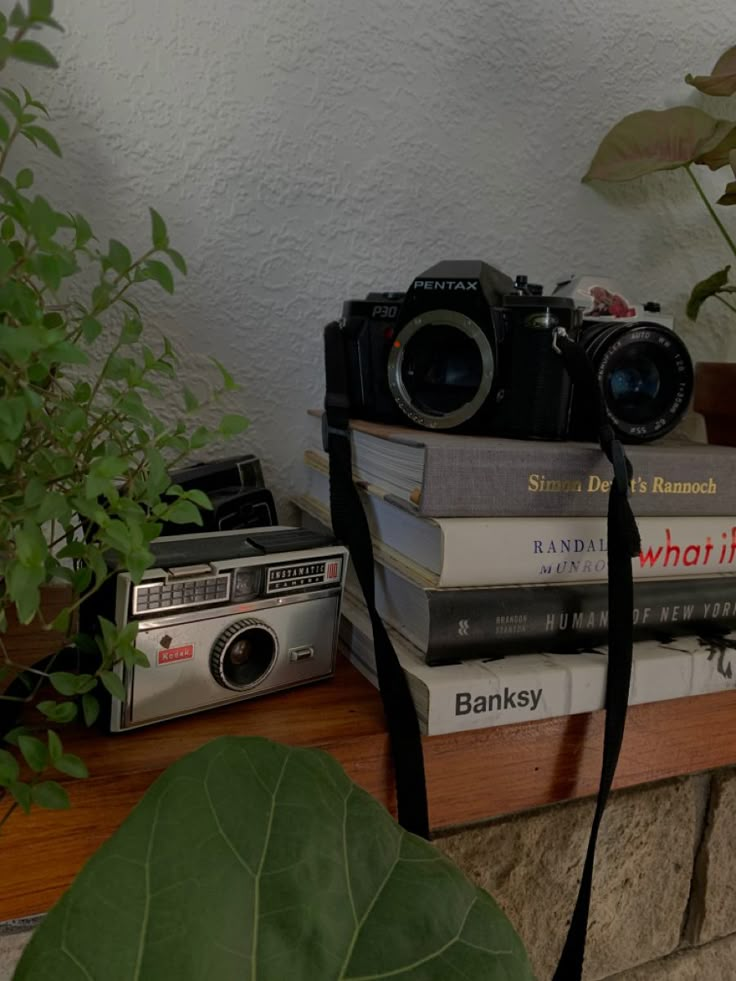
210, 618, 278, 692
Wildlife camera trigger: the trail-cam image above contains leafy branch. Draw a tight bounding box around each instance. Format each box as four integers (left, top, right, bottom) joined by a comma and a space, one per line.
0, 0, 249, 825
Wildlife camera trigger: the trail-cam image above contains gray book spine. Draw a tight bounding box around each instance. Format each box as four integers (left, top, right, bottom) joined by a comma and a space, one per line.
419, 441, 736, 517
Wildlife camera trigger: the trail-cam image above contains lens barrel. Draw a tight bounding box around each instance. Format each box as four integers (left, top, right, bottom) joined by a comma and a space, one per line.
580, 320, 693, 442
210, 619, 277, 691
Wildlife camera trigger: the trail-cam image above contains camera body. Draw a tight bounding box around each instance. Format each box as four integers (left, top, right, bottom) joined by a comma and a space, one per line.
99, 527, 347, 731
336, 262, 693, 443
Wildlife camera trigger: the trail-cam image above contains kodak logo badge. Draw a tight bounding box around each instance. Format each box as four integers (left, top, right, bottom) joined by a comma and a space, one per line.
157, 645, 194, 666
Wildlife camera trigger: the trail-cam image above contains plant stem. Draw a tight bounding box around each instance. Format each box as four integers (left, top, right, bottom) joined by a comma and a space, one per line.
686, 165, 736, 257
715, 293, 736, 315
0, 802, 18, 831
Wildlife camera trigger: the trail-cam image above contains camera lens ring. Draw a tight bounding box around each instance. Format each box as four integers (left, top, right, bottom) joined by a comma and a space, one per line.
210, 618, 278, 692
585, 321, 693, 441
387, 309, 494, 429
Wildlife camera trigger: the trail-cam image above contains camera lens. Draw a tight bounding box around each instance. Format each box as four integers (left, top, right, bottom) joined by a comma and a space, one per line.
581, 321, 693, 441
210, 618, 277, 691
387, 309, 494, 429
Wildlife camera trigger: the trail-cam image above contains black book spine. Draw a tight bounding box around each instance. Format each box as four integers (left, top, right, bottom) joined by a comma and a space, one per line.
424, 577, 736, 664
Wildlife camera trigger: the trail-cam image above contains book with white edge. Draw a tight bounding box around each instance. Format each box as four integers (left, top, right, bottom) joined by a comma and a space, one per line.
300, 454, 736, 588
305, 409, 736, 519
339, 595, 736, 736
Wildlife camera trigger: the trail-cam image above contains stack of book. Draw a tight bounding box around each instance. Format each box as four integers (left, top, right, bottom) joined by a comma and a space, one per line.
295, 411, 736, 734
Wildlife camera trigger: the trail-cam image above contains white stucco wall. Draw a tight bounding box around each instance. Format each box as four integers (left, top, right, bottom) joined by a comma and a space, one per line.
11, 0, 736, 512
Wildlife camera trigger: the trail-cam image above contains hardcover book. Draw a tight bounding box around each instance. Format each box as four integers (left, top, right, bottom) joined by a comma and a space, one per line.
298, 465, 736, 588
306, 411, 736, 518
340, 596, 736, 735
346, 560, 736, 664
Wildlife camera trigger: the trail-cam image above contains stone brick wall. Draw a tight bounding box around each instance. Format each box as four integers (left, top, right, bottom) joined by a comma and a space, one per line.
435, 767, 736, 980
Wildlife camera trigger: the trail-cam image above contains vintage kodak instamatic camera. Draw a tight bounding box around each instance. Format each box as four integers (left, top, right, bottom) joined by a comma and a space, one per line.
334, 261, 693, 443
101, 527, 347, 731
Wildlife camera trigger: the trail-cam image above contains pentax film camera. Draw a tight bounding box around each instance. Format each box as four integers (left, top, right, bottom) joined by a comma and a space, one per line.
334, 260, 693, 442
92, 527, 347, 731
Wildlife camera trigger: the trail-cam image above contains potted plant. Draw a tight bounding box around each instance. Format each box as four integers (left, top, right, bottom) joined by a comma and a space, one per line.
0, 0, 248, 823
11, 736, 535, 981
583, 42, 736, 446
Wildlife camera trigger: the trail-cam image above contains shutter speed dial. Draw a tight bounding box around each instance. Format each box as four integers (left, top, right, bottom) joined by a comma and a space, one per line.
210, 618, 278, 691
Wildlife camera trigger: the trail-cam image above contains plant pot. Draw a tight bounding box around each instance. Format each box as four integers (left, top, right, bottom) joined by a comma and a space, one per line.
693, 362, 736, 447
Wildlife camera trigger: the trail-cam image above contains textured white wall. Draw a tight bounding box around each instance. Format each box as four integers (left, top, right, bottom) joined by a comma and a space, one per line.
12, 0, 736, 513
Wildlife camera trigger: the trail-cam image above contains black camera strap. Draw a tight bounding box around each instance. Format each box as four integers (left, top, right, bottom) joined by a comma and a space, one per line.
322, 320, 640, 979
551, 331, 641, 980
323, 321, 429, 839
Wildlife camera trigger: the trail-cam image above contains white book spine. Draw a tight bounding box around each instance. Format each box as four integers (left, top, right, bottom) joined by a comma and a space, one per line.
301, 461, 736, 587
339, 600, 736, 736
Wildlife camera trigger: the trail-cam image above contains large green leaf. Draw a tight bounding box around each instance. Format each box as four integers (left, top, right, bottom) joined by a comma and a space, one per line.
583, 107, 734, 182
686, 44, 736, 96
13, 737, 533, 981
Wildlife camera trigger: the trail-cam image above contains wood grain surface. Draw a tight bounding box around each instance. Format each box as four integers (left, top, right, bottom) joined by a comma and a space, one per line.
3, 633, 736, 920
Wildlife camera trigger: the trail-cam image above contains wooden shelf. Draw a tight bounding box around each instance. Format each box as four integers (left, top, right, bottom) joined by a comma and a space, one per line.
4, 656, 736, 921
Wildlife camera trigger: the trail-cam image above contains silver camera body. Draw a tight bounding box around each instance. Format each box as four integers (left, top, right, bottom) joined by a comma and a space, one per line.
108, 527, 347, 731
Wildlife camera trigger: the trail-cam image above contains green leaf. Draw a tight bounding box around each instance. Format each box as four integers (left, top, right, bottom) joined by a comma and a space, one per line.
14, 519, 47, 566
54, 753, 88, 779
686, 45, 736, 96
9, 780, 32, 814
107, 238, 131, 275
0, 115, 8, 141
100, 519, 131, 553
218, 413, 249, 436
687, 266, 731, 320
10, 39, 58, 68
28, 0, 54, 20
18, 734, 48, 773
718, 180, 736, 206
46, 729, 62, 762
6, 562, 44, 623
4, 726, 31, 748
99, 670, 125, 701
49, 672, 81, 697
163, 499, 202, 526
73, 213, 93, 248
189, 425, 212, 450
12, 738, 534, 979
184, 488, 212, 510
15, 166, 33, 189
211, 356, 238, 391
584, 107, 733, 182
0, 241, 13, 277
23, 123, 61, 157
149, 207, 168, 249
81, 693, 100, 727
165, 247, 187, 275
33, 252, 61, 290
0, 748, 19, 786
119, 316, 142, 345
183, 386, 199, 411
49, 607, 71, 633
38, 701, 78, 724
31, 781, 70, 810
80, 316, 102, 343
139, 258, 174, 294
1, 216, 13, 239
0, 395, 26, 439
90, 455, 127, 480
